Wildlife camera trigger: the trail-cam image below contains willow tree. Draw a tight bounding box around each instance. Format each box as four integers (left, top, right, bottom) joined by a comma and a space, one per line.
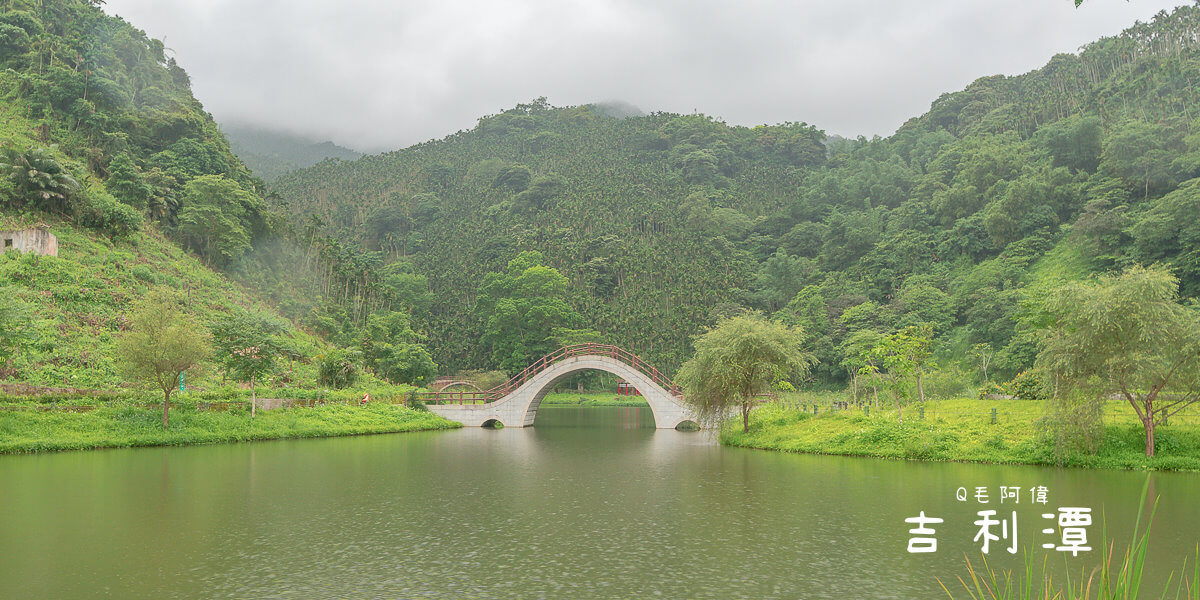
1037, 265, 1200, 457
116, 290, 210, 429
677, 315, 814, 432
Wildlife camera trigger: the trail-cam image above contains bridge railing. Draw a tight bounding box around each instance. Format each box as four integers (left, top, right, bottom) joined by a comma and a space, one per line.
415, 343, 682, 405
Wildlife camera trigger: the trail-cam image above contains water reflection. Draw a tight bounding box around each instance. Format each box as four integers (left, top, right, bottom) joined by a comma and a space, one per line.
0, 408, 1198, 599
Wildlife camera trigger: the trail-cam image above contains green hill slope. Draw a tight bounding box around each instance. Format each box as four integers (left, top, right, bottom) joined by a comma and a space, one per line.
0, 1, 407, 394
271, 6, 1200, 382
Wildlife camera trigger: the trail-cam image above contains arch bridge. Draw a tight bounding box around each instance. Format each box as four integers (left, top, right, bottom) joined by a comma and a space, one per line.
416, 344, 698, 429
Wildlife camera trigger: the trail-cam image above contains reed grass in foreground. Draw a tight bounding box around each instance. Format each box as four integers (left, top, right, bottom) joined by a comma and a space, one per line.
942, 478, 1200, 600
0, 402, 460, 453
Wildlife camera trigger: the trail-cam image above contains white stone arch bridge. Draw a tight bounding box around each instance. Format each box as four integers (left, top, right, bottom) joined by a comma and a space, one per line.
417, 344, 698, 429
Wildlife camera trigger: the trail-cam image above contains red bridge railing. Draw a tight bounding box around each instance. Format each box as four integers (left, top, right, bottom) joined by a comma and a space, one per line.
415, 343, 682, 405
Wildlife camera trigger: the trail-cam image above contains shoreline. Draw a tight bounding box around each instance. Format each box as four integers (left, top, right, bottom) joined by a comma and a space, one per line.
0, 402, 461, 455
719, 399, 1200, 472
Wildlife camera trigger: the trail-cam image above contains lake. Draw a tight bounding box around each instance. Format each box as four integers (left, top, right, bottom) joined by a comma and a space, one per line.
2, 406, 1197, 599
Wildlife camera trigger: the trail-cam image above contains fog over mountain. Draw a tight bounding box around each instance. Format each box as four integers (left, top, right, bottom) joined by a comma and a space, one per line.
104, 0, 1185, 152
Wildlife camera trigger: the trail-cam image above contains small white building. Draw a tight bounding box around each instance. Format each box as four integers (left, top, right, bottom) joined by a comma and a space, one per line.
0, 227, 58, 257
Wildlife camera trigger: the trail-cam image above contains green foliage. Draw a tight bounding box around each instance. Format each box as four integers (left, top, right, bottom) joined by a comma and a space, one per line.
677, 314, 814, 431
1037, 265, 1200, 456
1039, 392, 1105, 463
76, 189, 142, 236
317, 348, 360, 389
0, 401, 458, 454
476, 251, 580, 374
1006, 370, 1047, 400
869, 325, 933, 418
211, 309, 290, 387
359, 310, 437, 385
0, 146, 78, 212
104, 153, 151, 210
264, 16, 1200, 379
115, 289, 210, 428
725, 396, 1200, 471
0, 285, 33, 374
176, 175, 262, 266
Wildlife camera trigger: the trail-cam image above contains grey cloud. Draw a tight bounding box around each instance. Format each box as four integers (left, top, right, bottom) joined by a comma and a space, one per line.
105, 0, 1187, 153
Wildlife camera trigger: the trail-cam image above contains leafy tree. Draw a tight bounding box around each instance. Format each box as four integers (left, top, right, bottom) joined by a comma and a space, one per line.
871, 325, 933, 422
380, 267, 433, 316
494, 164, 531, 192
1128, 179, 1200, 296
77, 190, 143, 236
513, 173, 566, 213
0, 22, 29, 59
115, 291, 210, 429
895, 280, 955, 335
176, 175, 260, 266
476, 251, 580, 374
318, 348, 360, 389
212, 310, 289, 418
677, 315, 814, 432
360, 310, 437, 385
1037, 265, 1200, 457
840, 329, 884, 404
1038, 114, 1103, 173
0, 146, 78, 212
753, 248, 811, 312
970, 343, 995, 382
0, 286, 33, 376
105, 152, 151, 210
1100, 120, 1183, 200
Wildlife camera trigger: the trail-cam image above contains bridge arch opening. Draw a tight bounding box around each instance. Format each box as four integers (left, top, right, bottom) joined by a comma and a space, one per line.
420, 344, 698, 429
674, 420, 699, 431
481, 418, 504, 428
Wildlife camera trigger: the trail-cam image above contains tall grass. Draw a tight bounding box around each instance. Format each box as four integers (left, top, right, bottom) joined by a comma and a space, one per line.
941, 476, 1200, 599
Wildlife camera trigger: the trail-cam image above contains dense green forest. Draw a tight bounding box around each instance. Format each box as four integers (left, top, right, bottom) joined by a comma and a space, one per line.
270, 5, 1200, 386
6, 0, 1200, 397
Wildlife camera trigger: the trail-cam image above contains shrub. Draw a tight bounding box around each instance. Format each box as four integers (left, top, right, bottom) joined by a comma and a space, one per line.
922, 365, 972, 399
772, 380, 797, 392
1008, 370, 1048, 400
977, 381, 1008, 398
1038, 392, 1105, 462
317, 349, 358, 389
77, 190, 142, 236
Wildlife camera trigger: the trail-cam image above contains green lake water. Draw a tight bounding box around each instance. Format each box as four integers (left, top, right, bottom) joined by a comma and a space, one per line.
2, 405, 1199, 599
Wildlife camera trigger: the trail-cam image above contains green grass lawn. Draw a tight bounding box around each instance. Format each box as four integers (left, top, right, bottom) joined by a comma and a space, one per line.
0, 401, 460, 454
722, 396, 1200, 471
540, 392, 649, 406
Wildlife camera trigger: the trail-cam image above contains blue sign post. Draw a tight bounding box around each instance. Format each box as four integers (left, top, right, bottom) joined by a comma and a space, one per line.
179, 371, 185, 392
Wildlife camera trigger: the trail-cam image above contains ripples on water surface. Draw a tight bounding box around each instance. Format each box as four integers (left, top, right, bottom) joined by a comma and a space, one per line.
2, 405, 1199, 599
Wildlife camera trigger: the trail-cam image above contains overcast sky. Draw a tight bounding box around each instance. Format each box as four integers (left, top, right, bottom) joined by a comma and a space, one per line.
104, 0, 1188, 153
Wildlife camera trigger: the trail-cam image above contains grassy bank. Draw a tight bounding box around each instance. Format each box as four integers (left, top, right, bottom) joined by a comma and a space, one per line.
0, 401, 460, 454
540, 392, 649, 407
722, 397, 1200, 471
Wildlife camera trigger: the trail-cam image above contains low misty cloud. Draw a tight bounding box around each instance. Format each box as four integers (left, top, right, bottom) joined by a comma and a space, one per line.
104, 0, 1185, 152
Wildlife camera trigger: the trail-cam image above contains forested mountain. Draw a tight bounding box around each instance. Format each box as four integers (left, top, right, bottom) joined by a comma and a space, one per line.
222, 123, 362, 182
272, 5, 1200, 383
0, 0, 352, 388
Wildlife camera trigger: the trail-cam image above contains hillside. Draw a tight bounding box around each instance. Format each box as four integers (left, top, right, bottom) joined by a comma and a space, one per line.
270, 6, 1200, 383
222, 123, 362, 182
0, 1, 394, 392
